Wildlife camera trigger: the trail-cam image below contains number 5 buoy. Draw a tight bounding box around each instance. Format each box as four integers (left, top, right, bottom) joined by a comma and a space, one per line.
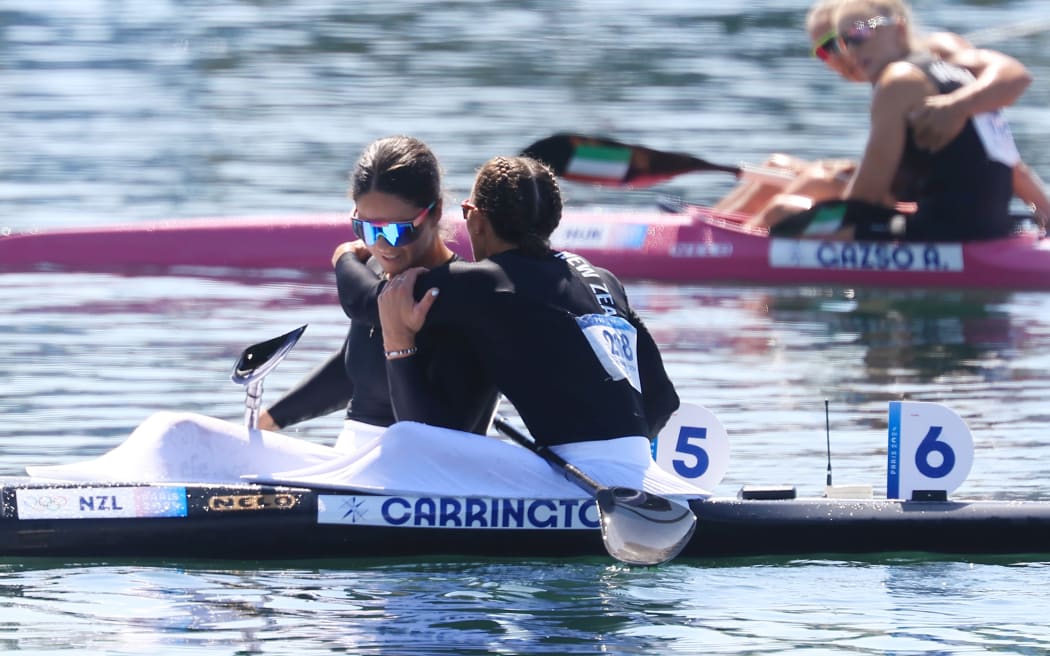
654, 403, 731, 491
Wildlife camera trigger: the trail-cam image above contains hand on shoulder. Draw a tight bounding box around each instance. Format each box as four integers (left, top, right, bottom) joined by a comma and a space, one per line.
378, 267, 439, 349
331, 240, 371, 268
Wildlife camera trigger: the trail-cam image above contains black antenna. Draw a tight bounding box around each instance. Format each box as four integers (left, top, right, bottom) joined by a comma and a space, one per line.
825, 399, 833, 487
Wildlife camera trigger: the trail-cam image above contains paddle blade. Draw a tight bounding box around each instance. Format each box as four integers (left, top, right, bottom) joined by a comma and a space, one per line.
231, 324, 307, 386
522, 133, 740, 188
596, 487, 697, 565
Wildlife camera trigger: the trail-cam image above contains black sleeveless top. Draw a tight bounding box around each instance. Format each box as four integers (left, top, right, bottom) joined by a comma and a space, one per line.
892, 53, 1016, 241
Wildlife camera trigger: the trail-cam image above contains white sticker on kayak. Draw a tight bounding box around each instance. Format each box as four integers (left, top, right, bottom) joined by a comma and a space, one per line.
887, 401, 974, 499
551, 223, 649, 251
16, 486, 188, 520
653, 403, 730, 491
770, 240, 964, 272
318, 495, 600, 529
575, 313, 641, 392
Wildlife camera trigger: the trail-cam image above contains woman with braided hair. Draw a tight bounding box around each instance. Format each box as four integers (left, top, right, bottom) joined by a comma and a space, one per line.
358, 155, 680, 448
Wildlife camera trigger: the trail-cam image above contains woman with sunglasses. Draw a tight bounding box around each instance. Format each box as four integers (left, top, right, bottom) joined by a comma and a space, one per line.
259, 135, 498, 450
826, 0, 1020, 241
369, 155, 682, 456
725, 0, 1048, 233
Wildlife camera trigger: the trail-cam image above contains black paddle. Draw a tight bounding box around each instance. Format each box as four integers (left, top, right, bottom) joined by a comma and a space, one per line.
521, 132, 743, 188
492, 415, 697, 566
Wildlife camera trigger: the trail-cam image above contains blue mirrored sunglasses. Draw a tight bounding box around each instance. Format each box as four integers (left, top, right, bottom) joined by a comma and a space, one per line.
351, 201, 435, 247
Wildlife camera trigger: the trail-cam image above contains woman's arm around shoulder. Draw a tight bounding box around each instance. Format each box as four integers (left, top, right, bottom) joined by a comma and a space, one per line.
911, 33, 1031, 151
334, 246, 383, 322
264, 339, 355, 429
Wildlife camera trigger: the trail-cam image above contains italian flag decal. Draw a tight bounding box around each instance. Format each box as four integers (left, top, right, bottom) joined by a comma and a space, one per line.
564, 144, 632, 183
802, 203, 846, 236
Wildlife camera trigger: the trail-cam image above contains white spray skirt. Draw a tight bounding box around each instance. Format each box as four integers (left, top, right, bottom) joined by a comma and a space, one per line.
27, 412, 711, 500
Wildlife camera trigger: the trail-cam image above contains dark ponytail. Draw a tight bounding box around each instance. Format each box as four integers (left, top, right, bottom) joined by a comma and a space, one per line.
350, 136, 441, 214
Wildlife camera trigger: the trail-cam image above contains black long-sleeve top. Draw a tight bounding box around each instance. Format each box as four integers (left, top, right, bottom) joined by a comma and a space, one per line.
268, 255, 498, 434
347, 249, 679, 446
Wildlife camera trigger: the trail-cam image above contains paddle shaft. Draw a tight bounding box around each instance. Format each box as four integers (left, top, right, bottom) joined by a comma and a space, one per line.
492, 416, 600, 495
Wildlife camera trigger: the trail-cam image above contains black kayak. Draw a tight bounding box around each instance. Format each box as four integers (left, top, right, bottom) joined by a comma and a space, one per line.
7, 327, 1045, 563
4, 478, 1049, 561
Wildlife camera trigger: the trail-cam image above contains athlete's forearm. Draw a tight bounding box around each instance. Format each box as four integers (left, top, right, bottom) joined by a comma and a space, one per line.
632, 315, 680, 438
943, 49, 1031, 117
385, 353, 445, 426
267, 347, 354, 428
1013, 163, 1050, 226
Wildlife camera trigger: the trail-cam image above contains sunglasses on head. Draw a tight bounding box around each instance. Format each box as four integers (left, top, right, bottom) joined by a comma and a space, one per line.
840, 15, 895, 49
460, 200, 478, 220
351, 201, 435, 247
811, 30, 840, 61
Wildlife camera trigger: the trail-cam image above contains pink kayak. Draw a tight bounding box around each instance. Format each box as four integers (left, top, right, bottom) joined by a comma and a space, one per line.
2, 205, 1048, 290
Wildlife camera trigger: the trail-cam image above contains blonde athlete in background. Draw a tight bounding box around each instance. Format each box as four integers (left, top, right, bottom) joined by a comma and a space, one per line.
716, 0, 1050, 232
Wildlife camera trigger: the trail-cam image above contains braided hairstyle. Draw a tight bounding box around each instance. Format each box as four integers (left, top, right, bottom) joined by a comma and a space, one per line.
471, 155, 563, 258
350, 135, 441, 215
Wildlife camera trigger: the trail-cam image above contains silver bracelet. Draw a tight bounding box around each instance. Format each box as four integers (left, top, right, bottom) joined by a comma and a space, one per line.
384, 346, 418, 360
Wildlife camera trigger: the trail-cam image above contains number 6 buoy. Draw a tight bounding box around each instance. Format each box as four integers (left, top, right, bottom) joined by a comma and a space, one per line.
887, 401, 974, 500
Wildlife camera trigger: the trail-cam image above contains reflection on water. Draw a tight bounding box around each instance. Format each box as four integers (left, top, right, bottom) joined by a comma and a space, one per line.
4, 558, 1046, 654
0, 560, 684, 654
637, 283, 1029, 404
767, 288, 1020, 385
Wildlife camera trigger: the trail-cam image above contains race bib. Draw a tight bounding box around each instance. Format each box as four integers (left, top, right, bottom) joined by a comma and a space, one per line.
973, 111, 1020, 167
575, 314, 641, 392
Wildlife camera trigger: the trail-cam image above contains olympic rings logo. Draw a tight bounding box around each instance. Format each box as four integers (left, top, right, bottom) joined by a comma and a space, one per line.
24, 494, 70, 512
